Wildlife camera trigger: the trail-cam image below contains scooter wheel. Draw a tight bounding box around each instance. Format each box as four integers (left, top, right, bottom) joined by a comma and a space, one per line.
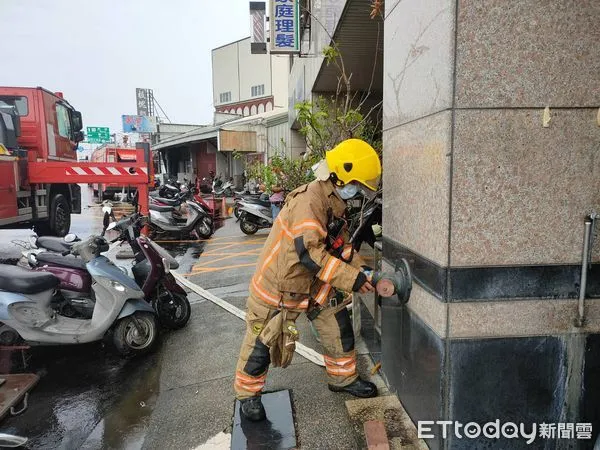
195, 217, 214, 239
113, 312, 159, 356
234, 205, 240, 219
240, 217, 259, 235
154, 292, 191, 330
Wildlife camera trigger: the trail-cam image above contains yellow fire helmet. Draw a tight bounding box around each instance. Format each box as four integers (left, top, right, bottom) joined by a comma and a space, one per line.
326, 138, 382, 191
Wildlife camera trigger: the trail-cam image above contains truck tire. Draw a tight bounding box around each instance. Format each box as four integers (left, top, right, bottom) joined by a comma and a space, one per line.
49, 194, 71, 237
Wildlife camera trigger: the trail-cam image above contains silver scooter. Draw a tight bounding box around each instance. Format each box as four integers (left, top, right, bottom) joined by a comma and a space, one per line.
0, 235, 159, 356
238, 200, 273, 235
148, 199, 214, 239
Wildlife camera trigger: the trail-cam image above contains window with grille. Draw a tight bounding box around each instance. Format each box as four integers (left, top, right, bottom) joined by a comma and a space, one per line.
219, 92, 231, 103
251, 84, 265, 97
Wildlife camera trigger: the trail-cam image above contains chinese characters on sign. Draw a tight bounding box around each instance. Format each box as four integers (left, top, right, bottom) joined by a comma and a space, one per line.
418, 420, 593, 444
86, 127, 111, 144
136, 88, 152, 116
270, 0, 299, 54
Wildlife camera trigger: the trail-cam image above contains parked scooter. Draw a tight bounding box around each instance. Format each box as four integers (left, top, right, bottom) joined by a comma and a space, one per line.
156, 178, 184, 199
25, 201, 113, 255
107, 215, 191, 329
149, 198, 214, 239
0, 235, 159, 356
212, 175, 234, 197
27, 233, 80, 254
234, 179, 261, 196
238, 199, 274, 235
233, 192, 269, 219
25, 215, 191, 329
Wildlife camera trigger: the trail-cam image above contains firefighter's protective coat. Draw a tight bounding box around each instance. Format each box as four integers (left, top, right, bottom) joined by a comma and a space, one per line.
235, 179, 371, 400
249, 179, 363, 305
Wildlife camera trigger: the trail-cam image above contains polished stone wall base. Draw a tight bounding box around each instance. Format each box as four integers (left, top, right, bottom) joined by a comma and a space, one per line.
381, 302, 600, 449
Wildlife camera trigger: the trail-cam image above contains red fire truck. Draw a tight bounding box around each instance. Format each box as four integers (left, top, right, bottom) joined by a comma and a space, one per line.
91, 146, 139, 201
0, 86, 151, 236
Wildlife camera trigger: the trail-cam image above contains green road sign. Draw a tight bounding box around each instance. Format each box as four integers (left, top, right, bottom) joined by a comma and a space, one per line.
86, 126, 111, 144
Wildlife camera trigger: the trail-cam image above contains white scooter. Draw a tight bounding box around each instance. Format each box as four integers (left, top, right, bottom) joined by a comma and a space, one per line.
0, 235, 159, 356
238, 200, 274, 235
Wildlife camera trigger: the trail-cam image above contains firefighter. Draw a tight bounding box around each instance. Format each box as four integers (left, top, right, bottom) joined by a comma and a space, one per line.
234, 138, 382, 422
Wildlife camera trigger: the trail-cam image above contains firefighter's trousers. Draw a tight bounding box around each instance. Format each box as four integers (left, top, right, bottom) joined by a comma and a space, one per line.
234, 294, 358, 400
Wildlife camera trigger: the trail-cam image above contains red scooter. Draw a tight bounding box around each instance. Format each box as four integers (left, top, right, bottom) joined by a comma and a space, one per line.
25, 214, 191, 329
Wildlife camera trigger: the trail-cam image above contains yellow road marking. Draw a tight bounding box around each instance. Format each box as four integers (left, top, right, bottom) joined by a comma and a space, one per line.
201, 240, 264, 255
154, 237, 266, 247
193, 249, 262, 268
198, 250, 262, 257
185, 262, 257, 275
154, 235, 266, 244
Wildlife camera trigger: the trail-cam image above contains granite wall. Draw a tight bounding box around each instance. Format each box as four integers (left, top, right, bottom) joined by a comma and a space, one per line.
382, 1, 600, 448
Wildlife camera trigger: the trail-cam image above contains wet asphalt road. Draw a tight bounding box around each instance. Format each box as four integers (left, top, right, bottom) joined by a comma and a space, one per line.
0, 185, 204, 449
0, 187, 377, 449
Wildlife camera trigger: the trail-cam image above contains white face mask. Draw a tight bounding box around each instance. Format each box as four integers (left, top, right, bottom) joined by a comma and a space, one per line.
336, 183, 359, 200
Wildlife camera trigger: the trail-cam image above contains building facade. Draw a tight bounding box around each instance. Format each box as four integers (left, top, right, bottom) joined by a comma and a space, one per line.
212, 37, 288, 118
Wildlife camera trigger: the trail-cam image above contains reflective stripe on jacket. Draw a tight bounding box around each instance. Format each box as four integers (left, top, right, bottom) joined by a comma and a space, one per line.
250, 180, 363, 306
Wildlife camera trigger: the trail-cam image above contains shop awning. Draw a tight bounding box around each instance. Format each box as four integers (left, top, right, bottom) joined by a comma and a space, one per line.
117, 149, 137, 161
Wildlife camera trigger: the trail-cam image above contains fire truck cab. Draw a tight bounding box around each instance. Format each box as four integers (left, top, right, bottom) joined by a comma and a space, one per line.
0, 87, 83, 236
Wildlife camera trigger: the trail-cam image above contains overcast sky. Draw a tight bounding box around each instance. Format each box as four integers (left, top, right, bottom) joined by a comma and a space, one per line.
1, 0, 252, 137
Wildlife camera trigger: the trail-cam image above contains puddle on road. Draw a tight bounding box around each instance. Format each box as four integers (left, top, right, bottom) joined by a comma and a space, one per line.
80, 352, 162, 450
155, 241, 207, 274
1, 343, 162, 449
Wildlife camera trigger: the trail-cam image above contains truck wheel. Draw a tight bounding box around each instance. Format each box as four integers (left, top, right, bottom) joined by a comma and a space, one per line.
113, 312, 158, 356
50, 194, 71, 237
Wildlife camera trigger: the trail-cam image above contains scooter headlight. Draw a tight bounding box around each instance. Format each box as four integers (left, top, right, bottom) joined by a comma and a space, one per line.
162, 257, 170, 274
110, 280, 126, 292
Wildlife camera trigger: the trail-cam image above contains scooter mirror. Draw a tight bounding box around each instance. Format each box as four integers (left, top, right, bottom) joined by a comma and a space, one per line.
101, 200, 113, 214
162, 257, 170, 274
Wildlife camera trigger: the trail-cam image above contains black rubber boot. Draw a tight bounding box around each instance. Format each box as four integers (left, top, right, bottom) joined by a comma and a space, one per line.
240, 396, 266, 421
328, 377, 378, 398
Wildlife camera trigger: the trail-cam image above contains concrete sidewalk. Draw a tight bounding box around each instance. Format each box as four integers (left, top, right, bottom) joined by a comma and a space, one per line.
145, 218, 389, 449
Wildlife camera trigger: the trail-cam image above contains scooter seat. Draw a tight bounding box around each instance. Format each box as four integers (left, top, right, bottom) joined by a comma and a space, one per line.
0, 264, 59, 294
242, 199, 271, 208
36, 253, 87, 271
36, 237, 73, 253
153, 197, 181, 207
149, 204, 174, 213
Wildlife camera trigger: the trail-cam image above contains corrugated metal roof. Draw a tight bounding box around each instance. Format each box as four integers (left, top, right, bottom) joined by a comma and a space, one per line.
313, 0, 384, 93
152, 109, 288, 151
152, 125, 219, 151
